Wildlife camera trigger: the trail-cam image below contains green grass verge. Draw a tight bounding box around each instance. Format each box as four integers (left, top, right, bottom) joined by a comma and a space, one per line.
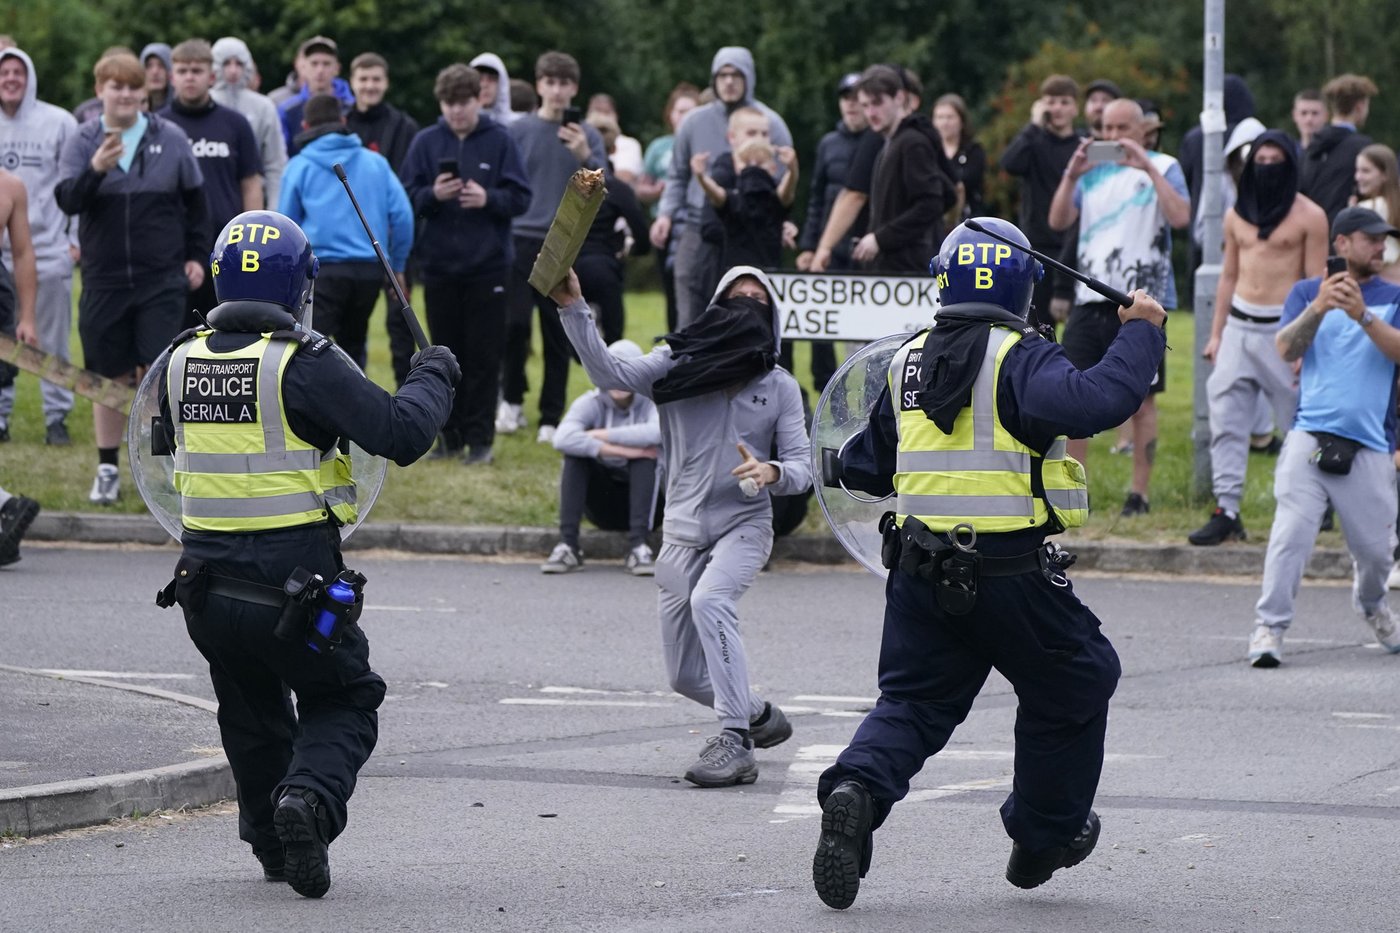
2, 287, 1315, 546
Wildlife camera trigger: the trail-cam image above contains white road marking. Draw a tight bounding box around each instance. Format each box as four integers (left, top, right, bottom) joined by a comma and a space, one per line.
539, 685, 674, 697
500, 698, 675, 708
366, 605, 459, 613
1332, 711, 1393, 720
39, 670, 194, 680
792, 694, 876, 704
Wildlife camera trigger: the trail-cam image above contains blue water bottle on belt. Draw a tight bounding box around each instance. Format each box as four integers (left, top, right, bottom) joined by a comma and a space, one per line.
309, 570, 363, 653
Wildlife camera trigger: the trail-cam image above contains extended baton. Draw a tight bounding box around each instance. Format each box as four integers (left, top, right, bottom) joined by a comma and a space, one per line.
964, 218, 1134, 309
333, 162, 430, 351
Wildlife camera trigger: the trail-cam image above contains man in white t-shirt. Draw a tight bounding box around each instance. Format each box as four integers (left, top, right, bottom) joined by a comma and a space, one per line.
1048, 98, 1189, 516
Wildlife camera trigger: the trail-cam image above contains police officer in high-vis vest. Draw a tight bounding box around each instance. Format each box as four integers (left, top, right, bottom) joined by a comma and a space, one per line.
811, 218, 1167, 910
153, 210, 460, 898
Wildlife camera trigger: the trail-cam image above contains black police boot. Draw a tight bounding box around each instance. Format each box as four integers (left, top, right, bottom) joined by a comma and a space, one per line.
255, 847, 286, 882
274, 788, 331, 898
1188, 507, 1246, 546
812, 780, 874, 910
1005, 810, 1101, 889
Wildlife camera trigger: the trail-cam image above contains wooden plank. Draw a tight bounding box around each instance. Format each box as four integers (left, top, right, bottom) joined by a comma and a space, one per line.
0, 333, 137, 414
528, 168, 607, 296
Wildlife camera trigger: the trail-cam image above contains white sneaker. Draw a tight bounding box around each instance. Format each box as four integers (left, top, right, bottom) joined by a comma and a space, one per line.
1247, 624, 1283, 668
540, 542, 583, 574
88, 464, 120, 505
495, 401, 524, 435
1387, 562, 1400, 590
1362, 602, 1400, 654
536, 424, 557, 444
624, 543, 655, 576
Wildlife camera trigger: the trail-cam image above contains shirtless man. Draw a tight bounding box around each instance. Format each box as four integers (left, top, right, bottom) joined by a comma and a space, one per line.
0, 167, 38, 349
1191, 130, 1328, 545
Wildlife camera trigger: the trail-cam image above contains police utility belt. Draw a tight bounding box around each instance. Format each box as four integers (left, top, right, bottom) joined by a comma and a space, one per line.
156, 555, 366, 654
879, 512, 1075, 615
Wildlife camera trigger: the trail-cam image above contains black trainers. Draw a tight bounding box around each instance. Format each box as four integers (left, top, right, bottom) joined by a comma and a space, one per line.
1250, 434, 1283, 455
813, 780, 874, 910
749, 702, 793, 749
1188, 507, 1246, 546
1005, 811, 1101, 889
1120, 492, 1150, 517
0, 495, 40, 557
45, 419, 71, 446
273, 788, 331, 898
462, 444, 494, 466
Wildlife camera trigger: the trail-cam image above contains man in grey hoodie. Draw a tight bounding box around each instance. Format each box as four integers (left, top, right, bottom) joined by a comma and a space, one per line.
0, 46, 78, 445
212, 36, 288, 206
140, 43, 172, 112
650, 47, 793, 329
551, 263, 810, 787
469, 52, 517, 126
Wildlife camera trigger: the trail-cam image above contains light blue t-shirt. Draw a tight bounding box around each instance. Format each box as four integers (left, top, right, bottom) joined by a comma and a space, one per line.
101, 113, 148, 173
1281, 275, 1400, 452
1073, 151, 1188, 308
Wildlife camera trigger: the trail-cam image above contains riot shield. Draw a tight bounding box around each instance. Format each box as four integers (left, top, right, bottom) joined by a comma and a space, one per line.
809, 332, 913, 576
128, 339, 388, 543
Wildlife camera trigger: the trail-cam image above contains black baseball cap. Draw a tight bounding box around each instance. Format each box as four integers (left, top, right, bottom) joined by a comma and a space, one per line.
1085, 78, 1122, 99
837, 72, 861, 96
1332, 206, 1400, 238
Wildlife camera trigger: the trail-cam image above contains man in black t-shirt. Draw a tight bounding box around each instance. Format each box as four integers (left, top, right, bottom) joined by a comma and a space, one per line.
162, 38, 263, 327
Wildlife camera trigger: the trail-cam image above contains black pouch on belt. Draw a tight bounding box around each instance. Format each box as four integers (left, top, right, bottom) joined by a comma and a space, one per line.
935, 548, 979, 615
879, 511, 900, 570
273, 566, 322, 642
1311, 431, 1361, 475
155, 554, 209, 612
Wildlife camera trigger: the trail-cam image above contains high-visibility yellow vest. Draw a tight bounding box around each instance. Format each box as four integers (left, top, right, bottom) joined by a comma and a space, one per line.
168, 332, 358, 533
887, 325, 1088, 533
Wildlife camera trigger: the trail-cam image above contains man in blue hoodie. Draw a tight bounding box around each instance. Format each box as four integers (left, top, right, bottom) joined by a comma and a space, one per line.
278, 93, 413, 370
651, 47, 793, 329
401, 64, 531, 464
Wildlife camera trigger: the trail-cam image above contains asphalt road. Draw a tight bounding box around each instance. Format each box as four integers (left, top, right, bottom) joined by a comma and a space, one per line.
3, 544, 1398, 932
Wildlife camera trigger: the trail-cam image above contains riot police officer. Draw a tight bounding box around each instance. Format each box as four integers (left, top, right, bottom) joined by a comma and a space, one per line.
811, 218, 1166, 909
152, 210, 459, 898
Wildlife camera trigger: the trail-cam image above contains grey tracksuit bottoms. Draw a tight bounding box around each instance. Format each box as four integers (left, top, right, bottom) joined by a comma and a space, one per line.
1255, 429, 1397, 629
656, 520, 772, 731
1206, 318, 1298, 513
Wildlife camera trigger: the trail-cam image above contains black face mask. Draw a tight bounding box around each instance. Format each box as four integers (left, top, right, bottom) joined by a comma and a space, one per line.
1235, 131, 1299, 240
651, 292, 776, 405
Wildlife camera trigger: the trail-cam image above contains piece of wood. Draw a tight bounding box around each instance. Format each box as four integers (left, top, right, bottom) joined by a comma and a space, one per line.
0, 333, 136, 413
528, 168, 607, 296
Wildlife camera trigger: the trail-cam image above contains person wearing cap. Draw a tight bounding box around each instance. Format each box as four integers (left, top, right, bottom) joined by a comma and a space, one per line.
1083, 78, 1120, 138
541, 338, 662, 576
1192, 132, 1328, 548
1246, 205, 1400, 667
278, 36, 355, 153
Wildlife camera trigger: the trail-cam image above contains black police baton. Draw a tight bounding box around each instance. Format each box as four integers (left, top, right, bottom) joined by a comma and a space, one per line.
963, 219, 1134, 309
333, 162, 430, 351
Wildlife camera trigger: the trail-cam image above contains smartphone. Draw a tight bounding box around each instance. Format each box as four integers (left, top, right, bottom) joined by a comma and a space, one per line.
437, 158, 459, 178
1085, 140, 1125, 163
562, 106, 583, 127
1326, 255, 1347, 278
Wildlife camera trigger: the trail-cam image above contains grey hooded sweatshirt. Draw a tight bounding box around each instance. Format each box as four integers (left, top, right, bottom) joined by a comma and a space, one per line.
559, 265, 811, 547
468, 52, 518, 126
657, 47, 793, 221
211, 37, 288, 206
0, 48, 78, 278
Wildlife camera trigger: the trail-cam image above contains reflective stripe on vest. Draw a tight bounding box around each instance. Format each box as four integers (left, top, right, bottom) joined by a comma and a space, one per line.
887, 326, 1087, 532
168, 333, 358, 532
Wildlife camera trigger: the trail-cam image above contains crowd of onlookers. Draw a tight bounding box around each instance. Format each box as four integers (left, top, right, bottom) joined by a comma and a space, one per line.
1, 32, 1398, 598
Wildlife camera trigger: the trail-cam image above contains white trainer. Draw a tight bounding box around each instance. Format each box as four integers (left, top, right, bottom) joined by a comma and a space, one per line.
536, 424, 557, 444
495, 401, 524, 435
624, 543, 655, 576
88, 464, 120, 505
1387, 562, 1400, 590
1247, 624, 1283, 668
1362, 602, 1400, 653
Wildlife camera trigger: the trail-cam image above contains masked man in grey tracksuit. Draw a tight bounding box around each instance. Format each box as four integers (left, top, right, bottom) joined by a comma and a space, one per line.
552, 264, 811, 787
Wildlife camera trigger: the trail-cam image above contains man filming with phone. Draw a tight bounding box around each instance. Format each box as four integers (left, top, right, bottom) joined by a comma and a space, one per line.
1049, 97, 1189, 517
399, 63, 531, 465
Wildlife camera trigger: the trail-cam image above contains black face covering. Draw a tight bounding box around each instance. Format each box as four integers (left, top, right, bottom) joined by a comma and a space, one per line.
1235, 130, 1298, 240
651, 294, 776, 405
